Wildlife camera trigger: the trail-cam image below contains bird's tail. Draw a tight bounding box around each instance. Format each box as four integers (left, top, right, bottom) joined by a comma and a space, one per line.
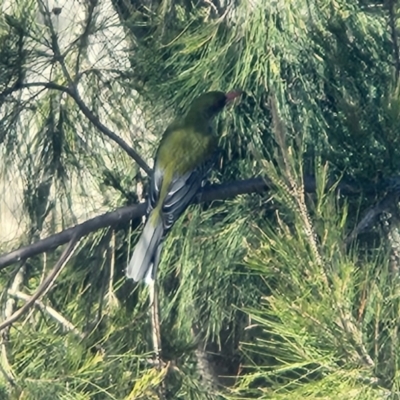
126, 210, 164, 282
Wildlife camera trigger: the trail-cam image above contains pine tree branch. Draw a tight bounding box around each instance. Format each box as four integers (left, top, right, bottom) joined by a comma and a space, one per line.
33, 0, 150, 174
0, 81, 151, 175
0, 175, 384, 271
269, 95, 324, 270
37, 0, 74, 85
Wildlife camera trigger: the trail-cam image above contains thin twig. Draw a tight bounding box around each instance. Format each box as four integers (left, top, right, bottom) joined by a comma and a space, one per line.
149, 280, 166, 399
8, 291, 84, 339
149, 281, 162, 362
71, 87, 151, 175
74, 0, 97, 81
44, 11, 152, 174
337, 309, 375, 367
0, 202, 146, 271
0, 360, 16, 387
46, 0, 115, 205
0, 235, 80, 331
37, 0, 73, 84
202, 0, 219, 16
387, 224, 400, 274
0, 266, 25, 387
106, 230, 119, 309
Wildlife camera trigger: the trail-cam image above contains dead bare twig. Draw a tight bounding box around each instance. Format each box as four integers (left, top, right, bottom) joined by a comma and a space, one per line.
0, 235, 80, 331
149, 280, 167, 399
0, 266, 25, 387
8, 290, 84, 339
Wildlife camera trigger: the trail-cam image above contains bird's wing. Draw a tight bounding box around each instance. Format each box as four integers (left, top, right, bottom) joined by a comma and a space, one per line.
149, 163, 208, 232
147, 165, 163, 214
162, 166, 206, 230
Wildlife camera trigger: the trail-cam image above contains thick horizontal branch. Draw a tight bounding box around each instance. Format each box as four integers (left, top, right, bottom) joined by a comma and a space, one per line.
0, 176, 364, 271
0, 202, 146, 271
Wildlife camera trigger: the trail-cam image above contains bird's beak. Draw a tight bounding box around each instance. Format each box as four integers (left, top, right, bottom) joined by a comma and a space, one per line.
225, 90, 243, 104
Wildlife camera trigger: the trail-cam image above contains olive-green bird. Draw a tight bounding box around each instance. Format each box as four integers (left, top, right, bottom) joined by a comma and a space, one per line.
126, 90, 242, 282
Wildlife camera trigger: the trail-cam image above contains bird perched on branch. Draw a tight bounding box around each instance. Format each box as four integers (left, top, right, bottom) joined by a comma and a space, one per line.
126, 90, 242, 282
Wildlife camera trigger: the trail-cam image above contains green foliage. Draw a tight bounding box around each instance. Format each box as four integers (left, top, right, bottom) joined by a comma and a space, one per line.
1, 0, 400, 398
226, 163, 390, 399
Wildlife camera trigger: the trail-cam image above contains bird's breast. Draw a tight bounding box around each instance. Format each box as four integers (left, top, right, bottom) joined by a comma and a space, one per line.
158, 128, 217, 176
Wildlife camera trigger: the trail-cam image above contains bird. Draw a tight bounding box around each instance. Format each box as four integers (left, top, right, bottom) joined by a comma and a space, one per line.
126, 90, 242, 282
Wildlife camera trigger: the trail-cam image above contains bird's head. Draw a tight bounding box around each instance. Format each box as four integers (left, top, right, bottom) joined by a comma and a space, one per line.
186, 90, 242, 121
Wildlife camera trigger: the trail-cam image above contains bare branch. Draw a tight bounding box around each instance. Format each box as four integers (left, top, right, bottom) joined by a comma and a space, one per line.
149, 280, 167, 399
0, 175, 376, 271
0, 81, 151, 175
0, 236, 80, 331
69, 86, 151, 174
105, 230, 119, 309
34, 0, 151, 174
8, 291, 84, 339
0, 202, 145, 270
0, 265, 25, 387
73, 0, 98, 80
